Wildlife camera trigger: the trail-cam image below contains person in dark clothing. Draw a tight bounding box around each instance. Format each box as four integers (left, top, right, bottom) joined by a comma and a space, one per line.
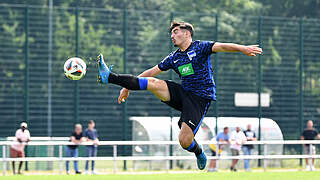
242, 124, 256, 171
301, 120, 320, 171
65, 124, 84, 174
83, 120, 99, 174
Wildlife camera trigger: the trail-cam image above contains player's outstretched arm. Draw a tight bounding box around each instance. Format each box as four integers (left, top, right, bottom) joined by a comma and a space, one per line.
118, 65, 162, 104
212, 42, 262, 56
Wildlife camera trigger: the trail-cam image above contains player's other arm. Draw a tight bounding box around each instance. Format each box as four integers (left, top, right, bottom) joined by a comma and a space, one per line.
212, 42, 262, 56
138, 65, 162, 77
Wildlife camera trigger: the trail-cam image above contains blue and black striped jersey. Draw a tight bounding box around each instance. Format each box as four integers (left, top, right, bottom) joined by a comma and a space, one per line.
158, 40, 216, 100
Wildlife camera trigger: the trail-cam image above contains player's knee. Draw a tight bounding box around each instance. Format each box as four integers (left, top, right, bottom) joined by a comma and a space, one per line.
179, 137, 189, 149
147, 78, 163, 90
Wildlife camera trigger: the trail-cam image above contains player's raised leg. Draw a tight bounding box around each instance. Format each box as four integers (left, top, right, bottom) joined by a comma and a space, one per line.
97, 54, 170, 101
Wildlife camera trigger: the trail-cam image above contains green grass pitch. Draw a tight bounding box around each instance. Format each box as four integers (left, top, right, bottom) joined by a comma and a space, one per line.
3, 172, 320, 180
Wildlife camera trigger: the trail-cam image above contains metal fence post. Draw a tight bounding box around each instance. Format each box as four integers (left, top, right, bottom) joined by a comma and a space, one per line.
2, 145, 6, 176
257, 16, 263, 167
47, 0, 53, 138
169, 12, 174, 170
122, 8, 128, 171
214, 13, 219, 135
74, 4, 80, 123
309, 144, 312, 168
47, 0, 53, 171
263, 143, 267, 171
299, 18, 304, 166
216, 141, 219, 170
59, 145, 63, 174
148, 145, 152, 170
113, 145, 117, 173
24, 4, 30, 171
166, 144, 169, 172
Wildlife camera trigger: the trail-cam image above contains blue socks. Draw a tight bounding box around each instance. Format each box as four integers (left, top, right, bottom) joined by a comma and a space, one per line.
138, 77, 148, 90
184, 140, 202, 156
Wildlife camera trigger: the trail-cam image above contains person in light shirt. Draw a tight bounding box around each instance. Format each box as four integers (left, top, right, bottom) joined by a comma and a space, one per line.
208, 127, 231, 172
10, 122, 30, 175
230, 126, 247, 171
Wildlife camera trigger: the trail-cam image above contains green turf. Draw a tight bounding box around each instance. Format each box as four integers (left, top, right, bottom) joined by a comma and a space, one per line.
3, 172, 320, 180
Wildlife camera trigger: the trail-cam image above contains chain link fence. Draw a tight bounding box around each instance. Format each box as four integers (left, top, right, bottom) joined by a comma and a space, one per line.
1, 4, 320, 158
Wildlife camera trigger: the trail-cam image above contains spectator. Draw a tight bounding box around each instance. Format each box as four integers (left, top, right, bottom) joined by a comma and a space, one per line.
208, 127, 230, 172
301, 120, 320, 171
230, 126, 247, 171
83, 120, 99, 174
10, 122, 30, 175
66, 124, 84, 174
242, 124, 257, 171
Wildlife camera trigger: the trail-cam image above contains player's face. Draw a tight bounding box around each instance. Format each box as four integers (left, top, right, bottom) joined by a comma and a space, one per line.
171, 27, 188, 47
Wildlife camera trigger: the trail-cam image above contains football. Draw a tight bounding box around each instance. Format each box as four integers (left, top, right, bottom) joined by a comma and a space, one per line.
64, 57, 87, 80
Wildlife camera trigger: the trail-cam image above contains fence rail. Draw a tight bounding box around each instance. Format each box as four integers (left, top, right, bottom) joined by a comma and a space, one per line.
1, 140, 320, 175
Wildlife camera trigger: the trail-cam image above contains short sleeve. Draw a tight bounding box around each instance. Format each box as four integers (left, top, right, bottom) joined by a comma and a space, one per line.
230, 132, 235, 140
216, 133, 220, 141
200, 41, 215, 55
158, 53, 173, 71
71, 132, 76, 137
243, 131, 247, 136
242, 132, 247, 140
226, 134, 230, 140
95, 130, 99, 138
302, 130, 306, 137
27, 130, 30, 139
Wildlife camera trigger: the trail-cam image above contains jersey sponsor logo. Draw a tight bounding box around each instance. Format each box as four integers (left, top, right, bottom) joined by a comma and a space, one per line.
188, 120, 195, 126
178, 63, 194, 77
187, 50, 196, 60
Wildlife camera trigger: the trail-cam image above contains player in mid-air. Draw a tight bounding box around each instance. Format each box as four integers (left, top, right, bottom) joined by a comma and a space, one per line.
96, 21, 262, 170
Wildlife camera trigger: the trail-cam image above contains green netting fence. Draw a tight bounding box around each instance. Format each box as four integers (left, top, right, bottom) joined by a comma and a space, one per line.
1, 4, 320, 157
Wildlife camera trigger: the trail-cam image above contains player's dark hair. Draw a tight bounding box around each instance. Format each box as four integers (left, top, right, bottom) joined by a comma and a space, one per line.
223, 127, 229, 130
169, 21, 194, 37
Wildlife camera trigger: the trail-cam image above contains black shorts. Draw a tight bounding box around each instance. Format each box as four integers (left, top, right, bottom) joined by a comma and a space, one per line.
162, 80, 211, 134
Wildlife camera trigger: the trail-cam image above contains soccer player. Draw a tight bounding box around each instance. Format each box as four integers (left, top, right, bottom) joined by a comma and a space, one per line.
301, 120, 320, 171
97, 21, 262, 170
10, 122, 30, 175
